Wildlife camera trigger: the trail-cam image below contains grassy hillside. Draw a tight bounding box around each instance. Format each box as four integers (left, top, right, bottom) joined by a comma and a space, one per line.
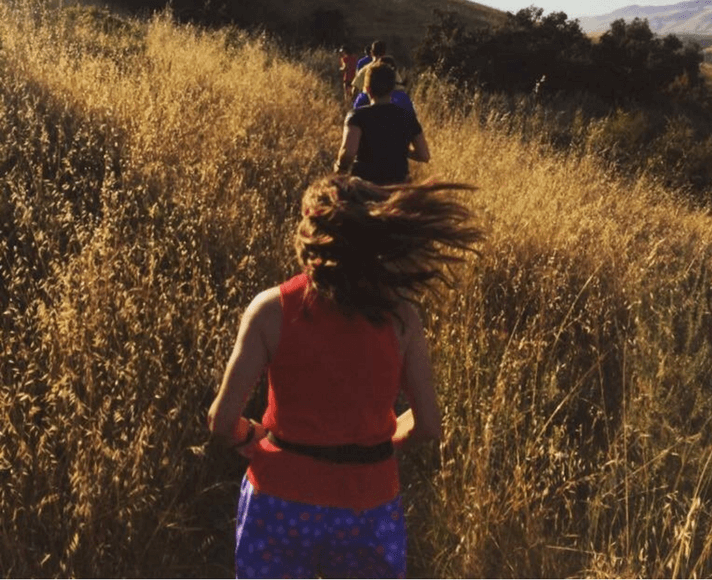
99, 0, 508, 64
271, 0, 506, 43
3, 3, 712, 578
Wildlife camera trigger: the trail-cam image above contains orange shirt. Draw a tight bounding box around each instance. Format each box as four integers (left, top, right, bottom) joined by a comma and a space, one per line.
340, 54, 358, 84
247, 274, 402, 510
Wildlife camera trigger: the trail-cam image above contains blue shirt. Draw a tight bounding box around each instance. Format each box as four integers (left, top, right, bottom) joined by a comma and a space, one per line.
352, 91, 415, 115
356, 55, 373, 71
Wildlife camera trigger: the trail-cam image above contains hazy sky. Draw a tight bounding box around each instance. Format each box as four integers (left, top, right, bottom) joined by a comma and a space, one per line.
479, 0, 682, 18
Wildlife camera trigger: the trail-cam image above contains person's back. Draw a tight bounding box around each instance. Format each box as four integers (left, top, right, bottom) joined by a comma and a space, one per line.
339, 47, 359, 101
337, 61, 428, 185
248, 272, 402, 509
264, 274, 399, 447
346, 103, 421, 185
340, 53, 358, 82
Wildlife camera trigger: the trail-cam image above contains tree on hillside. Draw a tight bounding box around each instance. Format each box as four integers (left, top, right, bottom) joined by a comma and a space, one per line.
417, 8, 593, 94
302, 8, 349, 48
592, 18, 703, 100
416, 8, 703, 103
416, 9, 471, 77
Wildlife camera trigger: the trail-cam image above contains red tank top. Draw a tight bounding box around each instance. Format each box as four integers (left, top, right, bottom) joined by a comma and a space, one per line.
246, 274, 402, 510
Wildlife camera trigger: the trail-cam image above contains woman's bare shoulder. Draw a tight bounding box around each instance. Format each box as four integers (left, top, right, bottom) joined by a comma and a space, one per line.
242, 286, 282, 357
249, 286, 281, 313
247, 287, 282, 324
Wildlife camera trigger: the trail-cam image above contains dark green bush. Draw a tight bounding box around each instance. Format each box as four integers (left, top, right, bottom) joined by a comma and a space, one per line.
417, 9, 703, 103
416, 8, 712, 203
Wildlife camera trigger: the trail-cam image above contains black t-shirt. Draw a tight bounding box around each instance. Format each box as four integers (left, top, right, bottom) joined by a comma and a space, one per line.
346, 103, 423, 186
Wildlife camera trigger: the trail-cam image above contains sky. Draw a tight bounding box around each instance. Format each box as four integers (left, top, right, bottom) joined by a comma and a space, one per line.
478, 0, 682, 18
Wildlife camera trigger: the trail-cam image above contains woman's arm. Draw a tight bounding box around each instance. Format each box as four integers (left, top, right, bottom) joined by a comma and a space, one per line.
334, 123, 362, 174
408, 132, 431, 163
392, 303, 442, 451
207, 287, 281, 451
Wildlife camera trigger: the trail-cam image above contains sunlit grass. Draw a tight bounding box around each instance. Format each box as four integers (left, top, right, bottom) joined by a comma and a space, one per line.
2, 3, 712, 577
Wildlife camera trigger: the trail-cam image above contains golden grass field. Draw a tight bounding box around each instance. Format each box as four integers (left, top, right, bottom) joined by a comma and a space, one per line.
3, 3, 712, 578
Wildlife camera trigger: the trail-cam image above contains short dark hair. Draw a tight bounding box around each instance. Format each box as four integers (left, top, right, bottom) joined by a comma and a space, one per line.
371, 40, 386, 57
365, 61, 396, 98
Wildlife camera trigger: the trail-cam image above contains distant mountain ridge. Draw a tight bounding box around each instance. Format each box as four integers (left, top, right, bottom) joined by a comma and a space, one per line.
577, 1, 712, 35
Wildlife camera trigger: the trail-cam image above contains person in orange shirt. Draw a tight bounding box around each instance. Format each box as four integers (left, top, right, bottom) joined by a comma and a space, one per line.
339, 46, 358, 102
208, 175, 484, 578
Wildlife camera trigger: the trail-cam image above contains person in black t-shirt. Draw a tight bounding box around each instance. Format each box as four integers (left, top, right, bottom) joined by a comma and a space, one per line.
334, 62, 430, 185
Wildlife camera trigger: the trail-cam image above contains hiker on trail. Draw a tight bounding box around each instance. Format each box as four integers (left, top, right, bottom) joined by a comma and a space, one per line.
335, 61, 430, 185
351, 40, 405, 95
356, 44, 372, 71
339, 46, 358, 102
208, 174, 483, 579
352, 55, 416, 114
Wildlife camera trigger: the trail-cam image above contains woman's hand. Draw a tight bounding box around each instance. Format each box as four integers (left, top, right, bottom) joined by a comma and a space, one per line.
236, 422, 268, 459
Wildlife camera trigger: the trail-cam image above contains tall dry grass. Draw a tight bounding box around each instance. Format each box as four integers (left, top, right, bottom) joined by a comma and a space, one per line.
0, 3, 339, 576
402, 78, 712, 577
2, 2, 712, 578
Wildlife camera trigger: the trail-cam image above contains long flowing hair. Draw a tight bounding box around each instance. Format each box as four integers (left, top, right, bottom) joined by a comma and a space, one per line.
295, 175, 484, 324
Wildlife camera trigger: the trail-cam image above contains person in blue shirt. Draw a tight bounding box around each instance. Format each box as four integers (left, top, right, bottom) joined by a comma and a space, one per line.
352, 56, 415, 114
356, 44, 372, 71
353, 90, 415, 114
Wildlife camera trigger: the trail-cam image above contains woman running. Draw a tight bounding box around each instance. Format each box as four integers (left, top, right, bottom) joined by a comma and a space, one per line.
208, 175, 483, 578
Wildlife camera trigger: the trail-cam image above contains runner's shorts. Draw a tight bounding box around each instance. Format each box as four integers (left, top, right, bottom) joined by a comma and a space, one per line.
235, 475, 407, 578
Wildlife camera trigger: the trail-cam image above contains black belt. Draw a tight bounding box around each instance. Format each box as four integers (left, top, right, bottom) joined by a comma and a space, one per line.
267, 432, 394, 465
